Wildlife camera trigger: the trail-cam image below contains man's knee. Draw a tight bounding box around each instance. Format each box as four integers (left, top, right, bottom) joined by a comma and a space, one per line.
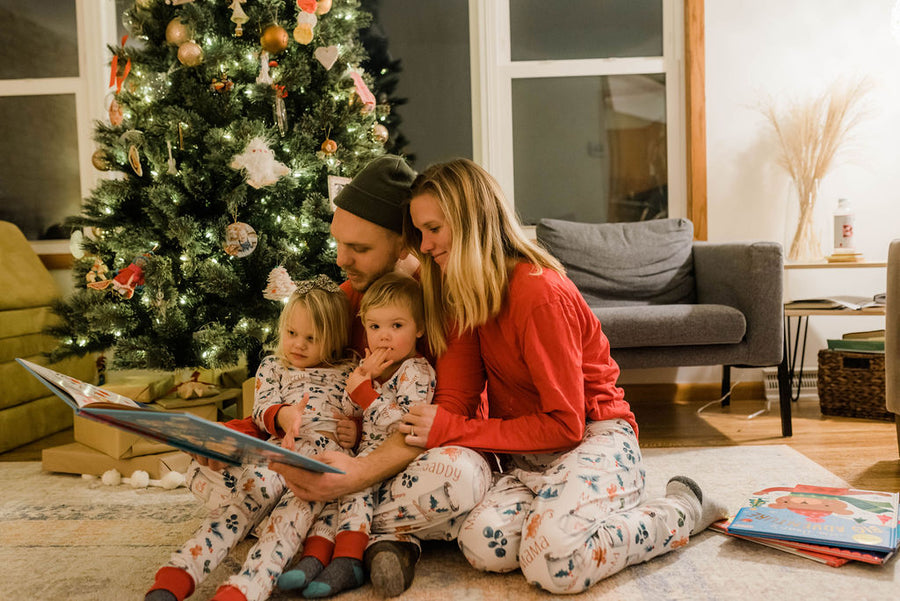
413, 446, 491, 514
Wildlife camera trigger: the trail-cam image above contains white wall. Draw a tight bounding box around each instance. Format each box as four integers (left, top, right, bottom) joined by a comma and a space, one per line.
622, 0, 900, 386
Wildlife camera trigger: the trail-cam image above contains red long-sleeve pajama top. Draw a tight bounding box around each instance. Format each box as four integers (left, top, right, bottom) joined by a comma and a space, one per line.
426, 262, 636, 455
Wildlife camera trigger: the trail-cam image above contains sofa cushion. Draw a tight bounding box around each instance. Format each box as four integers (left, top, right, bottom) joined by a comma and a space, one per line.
536, 217, 696, 306
594, 304, 746, 348
0, 221, 60, 310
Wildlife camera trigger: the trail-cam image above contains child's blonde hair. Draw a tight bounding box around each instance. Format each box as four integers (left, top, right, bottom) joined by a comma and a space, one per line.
274, 276, 350, 367
359, 272, 425, 332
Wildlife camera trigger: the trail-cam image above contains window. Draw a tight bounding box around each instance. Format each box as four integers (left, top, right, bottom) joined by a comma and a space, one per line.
0, 0, 116, 243
471, 0, 685, 225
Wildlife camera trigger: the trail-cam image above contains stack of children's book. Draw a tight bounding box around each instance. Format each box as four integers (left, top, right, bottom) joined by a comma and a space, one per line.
712, 484, 900, 567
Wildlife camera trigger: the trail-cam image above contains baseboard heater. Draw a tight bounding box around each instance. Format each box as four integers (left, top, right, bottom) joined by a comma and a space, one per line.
762, 367, 818, 401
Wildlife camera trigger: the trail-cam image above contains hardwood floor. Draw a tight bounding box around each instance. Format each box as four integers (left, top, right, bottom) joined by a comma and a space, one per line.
4, 391, 899, 492
632, 392, 900, 492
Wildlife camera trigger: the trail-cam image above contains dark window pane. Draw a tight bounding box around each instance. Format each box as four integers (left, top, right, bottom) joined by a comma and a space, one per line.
510, 0, 663, 61
512, 75, 667, 225
0, 95, 82, 239
373, 0, 472, 168
0, 0, 79, 79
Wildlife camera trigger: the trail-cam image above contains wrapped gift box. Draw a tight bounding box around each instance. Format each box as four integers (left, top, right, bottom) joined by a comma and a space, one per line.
42, 442, 191, 479
101, 369, 175, 404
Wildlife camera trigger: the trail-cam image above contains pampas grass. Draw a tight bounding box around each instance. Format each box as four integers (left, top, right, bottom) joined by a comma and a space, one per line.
760, 77, 871, 261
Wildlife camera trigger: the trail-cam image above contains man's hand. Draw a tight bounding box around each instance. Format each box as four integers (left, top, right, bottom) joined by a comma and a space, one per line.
271, 451, 364, 501
271, 431, 422, 502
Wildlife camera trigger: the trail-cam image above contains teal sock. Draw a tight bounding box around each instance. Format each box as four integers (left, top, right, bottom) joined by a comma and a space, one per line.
302, 557, 364, 599
278, 556, 324, 591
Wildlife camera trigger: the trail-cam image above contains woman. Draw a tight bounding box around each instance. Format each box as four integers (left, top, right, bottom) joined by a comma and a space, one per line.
400, 158, 727, 594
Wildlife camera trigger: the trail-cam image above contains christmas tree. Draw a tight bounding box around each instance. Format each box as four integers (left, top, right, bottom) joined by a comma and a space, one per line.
48, 0, 394, 371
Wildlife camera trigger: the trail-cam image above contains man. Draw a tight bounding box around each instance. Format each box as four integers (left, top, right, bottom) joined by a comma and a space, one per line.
275, 155, 491, 597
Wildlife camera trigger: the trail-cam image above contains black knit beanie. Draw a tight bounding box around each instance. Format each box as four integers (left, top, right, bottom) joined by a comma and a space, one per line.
333, 155, 416, 234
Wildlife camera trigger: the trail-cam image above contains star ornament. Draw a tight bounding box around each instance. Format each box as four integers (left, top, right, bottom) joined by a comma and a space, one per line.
229, 136, 290, 189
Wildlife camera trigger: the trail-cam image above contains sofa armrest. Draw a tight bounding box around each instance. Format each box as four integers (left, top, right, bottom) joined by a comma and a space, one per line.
692, 241, 784, 366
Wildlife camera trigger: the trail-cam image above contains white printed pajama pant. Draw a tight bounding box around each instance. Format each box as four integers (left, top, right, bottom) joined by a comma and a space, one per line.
457, 419, 697, 594
365, 446, 492, 551
166, 462, 286, 586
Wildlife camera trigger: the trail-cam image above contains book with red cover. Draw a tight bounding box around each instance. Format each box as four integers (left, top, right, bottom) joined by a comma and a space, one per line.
712, 516, 899, 566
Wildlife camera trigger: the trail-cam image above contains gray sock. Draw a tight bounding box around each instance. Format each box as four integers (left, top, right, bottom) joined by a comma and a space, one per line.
302, 557, 364, 599
365, 541, 418, 598
667, 475, 729, 535
278, 556, 324, 591
144, 591, 177, 601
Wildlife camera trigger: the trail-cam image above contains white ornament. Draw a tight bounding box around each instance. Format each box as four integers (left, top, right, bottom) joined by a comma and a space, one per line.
263, 266, 298, 300
229, 136, 290, 189
256, 51, 273, 85
314, 45, 339, 70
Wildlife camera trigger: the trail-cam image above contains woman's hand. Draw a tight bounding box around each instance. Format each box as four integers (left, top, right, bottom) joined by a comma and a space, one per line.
276, 401, 305, 450
400, 403, 438, 448
334, 411, 358, 450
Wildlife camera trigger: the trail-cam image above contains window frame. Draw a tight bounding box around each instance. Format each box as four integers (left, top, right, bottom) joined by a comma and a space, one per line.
469, 0, 706, 236
0, 0, 117, 256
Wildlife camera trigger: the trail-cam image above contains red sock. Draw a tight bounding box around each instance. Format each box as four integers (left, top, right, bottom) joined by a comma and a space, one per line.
301, 535, 335, 565
332, 530, 369, 561
147, 566, 195, 601
210, 584, 247, 601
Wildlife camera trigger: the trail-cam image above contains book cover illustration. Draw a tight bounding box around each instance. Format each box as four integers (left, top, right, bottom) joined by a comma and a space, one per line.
728, 484, 899, 553
16, 358, 342, 474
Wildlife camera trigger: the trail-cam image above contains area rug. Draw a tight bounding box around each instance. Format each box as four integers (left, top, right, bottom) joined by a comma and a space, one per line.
2, 446, 896, 601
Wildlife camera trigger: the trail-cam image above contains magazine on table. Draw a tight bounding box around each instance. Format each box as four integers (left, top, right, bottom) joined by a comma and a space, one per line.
16, 358, 342, 473
784, 294, 885, 311
727, 484, 899, 554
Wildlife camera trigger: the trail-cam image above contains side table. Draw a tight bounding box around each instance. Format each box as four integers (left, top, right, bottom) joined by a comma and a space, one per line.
779, 260, 887, 436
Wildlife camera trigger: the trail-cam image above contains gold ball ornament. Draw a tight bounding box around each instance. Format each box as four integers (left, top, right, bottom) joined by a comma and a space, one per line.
177, 41, 203, 67
373, 123, 389, 144
91, 149, 113, 171
165, 17, 192, 46
320, 139, 337, 155
316, 0, 332, 15
260, 25, 289, 55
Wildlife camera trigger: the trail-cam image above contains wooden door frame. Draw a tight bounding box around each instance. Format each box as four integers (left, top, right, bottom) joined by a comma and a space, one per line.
685, 0, 706, 239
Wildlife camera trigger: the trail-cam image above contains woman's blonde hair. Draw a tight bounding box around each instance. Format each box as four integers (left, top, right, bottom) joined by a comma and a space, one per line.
274, 282, 350, 368
359, 271, 426, 330
404, 158, 563, 355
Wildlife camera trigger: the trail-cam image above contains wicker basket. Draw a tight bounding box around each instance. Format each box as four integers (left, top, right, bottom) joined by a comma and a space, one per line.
816, 349, 891, 421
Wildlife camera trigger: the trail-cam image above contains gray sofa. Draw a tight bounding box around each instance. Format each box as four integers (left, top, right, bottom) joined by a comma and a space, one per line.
536, 217, 790, 434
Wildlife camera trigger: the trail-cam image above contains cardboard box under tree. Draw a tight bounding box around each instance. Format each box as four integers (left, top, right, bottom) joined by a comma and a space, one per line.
74, 389, 240, 459
41, 442, 191, 479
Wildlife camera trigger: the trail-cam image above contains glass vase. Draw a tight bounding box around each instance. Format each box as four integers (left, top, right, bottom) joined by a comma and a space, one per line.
787, 179, 824, 263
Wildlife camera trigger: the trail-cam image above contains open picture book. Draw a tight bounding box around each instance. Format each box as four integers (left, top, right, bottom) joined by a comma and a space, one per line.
16, 358, 342, 473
